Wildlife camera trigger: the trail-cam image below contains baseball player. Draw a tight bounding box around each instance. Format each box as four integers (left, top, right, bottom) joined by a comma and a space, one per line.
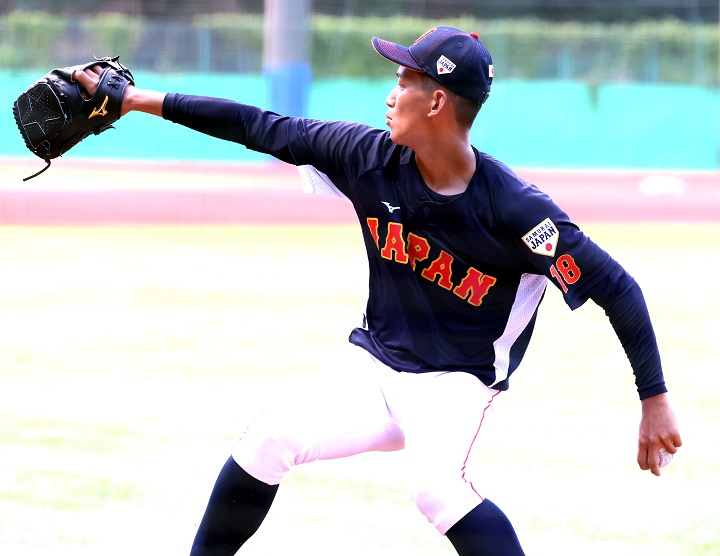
74, 26, 682, 556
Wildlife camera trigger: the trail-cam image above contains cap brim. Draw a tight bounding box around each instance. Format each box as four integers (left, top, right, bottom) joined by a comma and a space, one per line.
371, 37, 425, 72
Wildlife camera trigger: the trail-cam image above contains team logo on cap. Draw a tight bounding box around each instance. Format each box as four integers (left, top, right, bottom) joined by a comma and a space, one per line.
522, 218, 559, 257
488, 64, 494, 77
436, 55, 456, 75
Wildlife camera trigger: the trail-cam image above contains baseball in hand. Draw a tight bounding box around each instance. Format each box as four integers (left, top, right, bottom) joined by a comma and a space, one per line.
658, 448, 673, 468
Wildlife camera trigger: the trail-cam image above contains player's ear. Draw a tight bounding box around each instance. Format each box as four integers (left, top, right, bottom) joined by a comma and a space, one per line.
428, 89, 448, 118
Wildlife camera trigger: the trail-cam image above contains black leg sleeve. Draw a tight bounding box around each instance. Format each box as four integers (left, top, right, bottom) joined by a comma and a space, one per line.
190, 456, 279, 556
445, 499, 525, 556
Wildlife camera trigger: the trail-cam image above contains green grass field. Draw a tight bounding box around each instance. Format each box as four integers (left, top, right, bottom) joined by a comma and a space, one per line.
0, 202, 718, 553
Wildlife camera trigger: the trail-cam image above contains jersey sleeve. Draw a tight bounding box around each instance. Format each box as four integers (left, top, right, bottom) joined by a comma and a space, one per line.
492, 172, 667, 399
490, 173, 610, 309
161, 93, 399, 196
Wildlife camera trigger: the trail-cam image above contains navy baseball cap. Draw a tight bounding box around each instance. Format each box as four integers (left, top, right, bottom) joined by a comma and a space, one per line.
372, 26, 494, 105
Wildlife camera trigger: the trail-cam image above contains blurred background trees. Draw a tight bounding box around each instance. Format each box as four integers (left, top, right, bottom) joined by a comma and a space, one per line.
0, 0, 718, 22
0, 0, 717, 86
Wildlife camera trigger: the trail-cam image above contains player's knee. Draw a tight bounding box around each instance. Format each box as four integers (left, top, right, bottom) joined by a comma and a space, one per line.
409, 479, 484, 534
411, 487, 448, 525
232, 427, 301, 484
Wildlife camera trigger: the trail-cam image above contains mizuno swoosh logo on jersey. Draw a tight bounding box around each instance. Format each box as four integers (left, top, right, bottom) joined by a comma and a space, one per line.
382, 201, 401, 213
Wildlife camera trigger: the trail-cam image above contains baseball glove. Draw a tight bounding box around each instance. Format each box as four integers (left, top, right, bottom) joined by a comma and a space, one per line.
12, 56, 134, 180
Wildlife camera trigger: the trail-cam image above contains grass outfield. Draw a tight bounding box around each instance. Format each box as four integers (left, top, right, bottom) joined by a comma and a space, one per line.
0, 222, 717, 556
0, 224, 720, 556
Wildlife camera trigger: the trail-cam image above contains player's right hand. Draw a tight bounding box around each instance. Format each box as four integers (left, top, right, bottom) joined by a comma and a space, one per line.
637, 393, 682, 476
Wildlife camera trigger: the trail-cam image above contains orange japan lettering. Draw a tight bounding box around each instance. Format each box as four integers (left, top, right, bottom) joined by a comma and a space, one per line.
421, 250, 454, 290
363, 218, 498, 308
366, 218, 380, 247
380, 222, 409, 263
454, 268, 497, 306
407, 233, 431, 270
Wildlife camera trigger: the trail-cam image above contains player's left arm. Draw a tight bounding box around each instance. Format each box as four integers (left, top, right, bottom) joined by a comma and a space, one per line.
74, 65, 165, 116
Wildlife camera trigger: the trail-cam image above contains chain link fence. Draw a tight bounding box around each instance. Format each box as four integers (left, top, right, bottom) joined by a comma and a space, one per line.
0, 10, 718, 86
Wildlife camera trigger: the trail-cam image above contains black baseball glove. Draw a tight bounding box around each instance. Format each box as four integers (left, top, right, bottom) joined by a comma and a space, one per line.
12, 56, 134, 180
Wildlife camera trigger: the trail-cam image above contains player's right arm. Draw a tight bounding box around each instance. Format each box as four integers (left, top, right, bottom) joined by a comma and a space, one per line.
489, 168, 682, 475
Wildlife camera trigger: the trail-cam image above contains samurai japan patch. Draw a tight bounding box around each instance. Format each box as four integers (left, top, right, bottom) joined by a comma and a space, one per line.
522, 218, 559, 257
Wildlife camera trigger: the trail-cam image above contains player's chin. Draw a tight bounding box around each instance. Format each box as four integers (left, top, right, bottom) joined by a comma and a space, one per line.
387, 127, 406, 146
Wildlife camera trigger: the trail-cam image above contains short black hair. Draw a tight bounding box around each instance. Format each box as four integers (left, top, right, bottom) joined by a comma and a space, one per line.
448, 90, 482, 129
420, 73, 482, 129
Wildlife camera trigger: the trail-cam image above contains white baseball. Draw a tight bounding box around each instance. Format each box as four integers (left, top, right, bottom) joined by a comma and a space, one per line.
658, 448, 673, 468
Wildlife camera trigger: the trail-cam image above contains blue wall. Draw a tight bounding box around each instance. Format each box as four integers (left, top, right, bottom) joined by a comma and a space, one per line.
2, 71, 718, 169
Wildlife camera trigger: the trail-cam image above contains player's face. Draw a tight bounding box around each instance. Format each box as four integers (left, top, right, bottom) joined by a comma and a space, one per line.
385, 67, 433, 146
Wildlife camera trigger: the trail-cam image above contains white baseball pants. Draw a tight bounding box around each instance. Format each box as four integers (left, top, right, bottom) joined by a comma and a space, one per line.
232, 345, 501, 534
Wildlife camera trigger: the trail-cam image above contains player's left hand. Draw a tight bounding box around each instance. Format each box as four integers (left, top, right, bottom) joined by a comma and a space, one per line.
73, 64, 102, 96
13, 56, 134, 179
637, 392, 682, 476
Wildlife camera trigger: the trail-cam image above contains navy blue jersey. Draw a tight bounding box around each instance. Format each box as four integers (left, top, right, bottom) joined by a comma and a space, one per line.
163, 94, 667, 399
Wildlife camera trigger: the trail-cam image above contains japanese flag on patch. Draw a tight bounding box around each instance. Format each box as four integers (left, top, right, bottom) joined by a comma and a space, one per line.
522, 218, 559, 257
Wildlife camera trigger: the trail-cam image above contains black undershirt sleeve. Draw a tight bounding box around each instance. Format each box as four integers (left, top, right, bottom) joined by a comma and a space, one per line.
588, 263, 667, 399
162, 93, 298, 163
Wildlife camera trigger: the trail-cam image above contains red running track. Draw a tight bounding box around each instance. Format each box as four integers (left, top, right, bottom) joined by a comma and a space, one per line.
1, 162, 718, 225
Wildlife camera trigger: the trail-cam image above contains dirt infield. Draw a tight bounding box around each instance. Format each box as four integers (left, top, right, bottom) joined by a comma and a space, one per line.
1, 159, 718, 224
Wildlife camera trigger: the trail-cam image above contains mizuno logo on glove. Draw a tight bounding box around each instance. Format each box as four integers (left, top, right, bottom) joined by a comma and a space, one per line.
89, 95, 109, 119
